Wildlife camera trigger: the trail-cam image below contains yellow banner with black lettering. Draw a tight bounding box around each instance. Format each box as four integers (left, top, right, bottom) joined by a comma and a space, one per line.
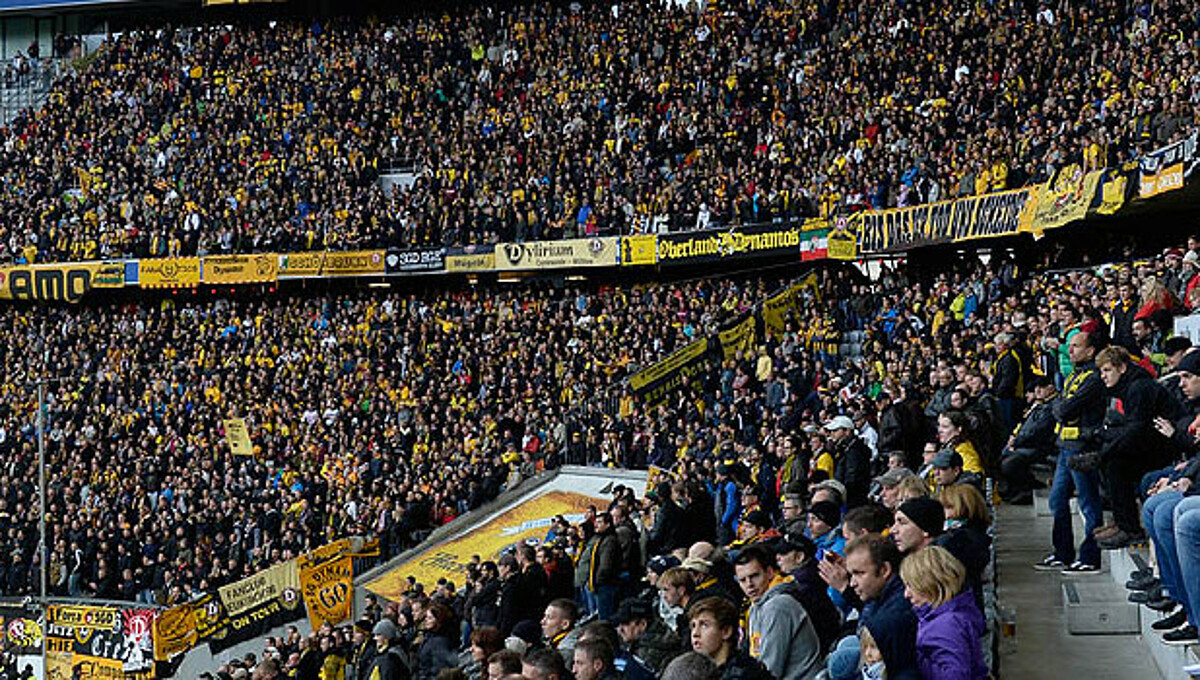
719, 315, 757, 360
446, 251, 496, 273
826, 228, 858, 261
278, 251, 326, 277
217, 558, 300, 616
0, 261, 124, 302
629, 338, 712, 408
203, 254, 279, 284
140, 257, 201, 288
223, 417, 253, 456
762, 278, 813, 336
153, 603, 198, 662
323, 250, 386, 276
1025, 165, 1104, 234
46, 605, 118, 632
299, 554, 354, 630
622, 235, 658, 266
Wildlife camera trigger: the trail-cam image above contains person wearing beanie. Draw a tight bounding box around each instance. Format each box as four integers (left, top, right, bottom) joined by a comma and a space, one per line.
892, 498, 945, 554
365, 618, 412, 680
807, 500, 847, 561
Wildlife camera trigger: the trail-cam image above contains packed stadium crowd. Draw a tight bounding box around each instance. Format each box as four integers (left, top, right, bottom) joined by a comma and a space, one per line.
0, 0, 1197, 263
179, 237, 1200, 679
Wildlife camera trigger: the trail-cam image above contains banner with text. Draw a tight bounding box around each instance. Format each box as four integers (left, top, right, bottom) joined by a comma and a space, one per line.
656, 222, 806, 265
1139, 130, 1198, 199
139, 257, 201, 288
621, 235, 659, 266
386, 248, 446, 274
852, 187, 1035, 253
629, 338, 714, 409
1025, 166, 1104, 234
445, 246, 496, 273
202, 254, 279, 284
495, 237, 619, 270
718, 315, 758, 360
0, 260, 124, 302
299, 554, 354, 630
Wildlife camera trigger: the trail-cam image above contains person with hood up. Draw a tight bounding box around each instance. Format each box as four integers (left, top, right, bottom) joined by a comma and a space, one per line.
733, 545, 823, 680
900, 546, 989, 680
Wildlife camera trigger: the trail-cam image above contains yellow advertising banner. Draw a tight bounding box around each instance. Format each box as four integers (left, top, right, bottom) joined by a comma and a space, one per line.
323, 250, 386, 276
1140, 162, 1185, 198
47, 605, 117, 632
718, 315, 757, 360
152, 604, 198, 662
495, 237, 619, 270
45, 651, 73, 680
1025, 166, 1104, 234
826, 229, 858, 261
446, 251, 495, 273
622, 235, 658, 266
366, 491, 597, 599
278, 251, 326, 277
299, 554, 353, 630
217, 559, 300, 616
71, 655, 126, 680
203, 254, 279, 284
223, 418, 253, 456
139, 257, 201, 288
0, 261, 124, 303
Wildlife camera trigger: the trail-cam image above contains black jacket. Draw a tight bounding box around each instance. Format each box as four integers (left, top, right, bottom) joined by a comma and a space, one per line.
788, 560, 842, 654
718, 649, 776, 680
467, 577, 501, 629
834, 435, 872, 508
1010, 399, 1056, 454
648, 497, 687, 555
1096, 364, 1179, 464
365, 645, 412, 680
1053, 360, 1106, 451
993, 349, 1023, 399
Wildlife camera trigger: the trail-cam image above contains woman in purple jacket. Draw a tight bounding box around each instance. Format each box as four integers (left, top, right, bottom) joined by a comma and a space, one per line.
899, 546, 989, 680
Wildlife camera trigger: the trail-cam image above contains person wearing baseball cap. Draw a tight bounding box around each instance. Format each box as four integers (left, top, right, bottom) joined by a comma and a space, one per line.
824, 414, 872, 508
774, 537, 842, 652
931, 449, 983, 497
998, 374, 1058, 505
611, 598, 684, 674
873, 467, 916, 510
733, 509, 781, 549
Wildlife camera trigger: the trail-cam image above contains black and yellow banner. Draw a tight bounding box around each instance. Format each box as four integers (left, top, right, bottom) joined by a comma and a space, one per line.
323, 250, 386, 276
656, 222, 804, 265
203, 254, 279, 284
1025, 166, 1104, 234
0, 261, 124, 302
629, 339, 714, 408
139, 257, 201, 288
622, 235, 658, 266
299, 554, 353, 630
152, 603, 197, 662
223, 417, 253, 456
718, 315, 757, 360
826, 228, 858, 261
1139, 131, 1197, 199
852, 187, 1035, 253
445, 248, 496, 273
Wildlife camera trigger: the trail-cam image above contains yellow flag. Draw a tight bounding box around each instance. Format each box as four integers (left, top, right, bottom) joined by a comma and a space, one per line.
300, 555, 353, 629
223, 417, 253, 456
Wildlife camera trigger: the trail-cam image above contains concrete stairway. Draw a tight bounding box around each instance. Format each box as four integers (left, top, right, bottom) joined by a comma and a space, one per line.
1108, 545, 1200, 679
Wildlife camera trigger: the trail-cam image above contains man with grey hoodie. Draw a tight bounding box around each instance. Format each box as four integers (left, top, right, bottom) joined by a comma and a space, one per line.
733, 545, 823, 680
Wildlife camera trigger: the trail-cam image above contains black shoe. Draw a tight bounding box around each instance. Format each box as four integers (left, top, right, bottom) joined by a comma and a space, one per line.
1162, 625, 1199, 646
1130, 586, 1166, 603
1152, 610, 1189, 631
1033, 554, 1067, 571
1126, 572, 1160, 591
1146, 597, 1180, 613
1099, 530, 1146, 550
1062, 561, 1102, 575
1007, 491, 1033, 505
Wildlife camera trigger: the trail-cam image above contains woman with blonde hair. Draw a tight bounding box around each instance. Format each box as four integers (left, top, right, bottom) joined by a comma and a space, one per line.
894, 475, 930, 503
901, 546, 988, 680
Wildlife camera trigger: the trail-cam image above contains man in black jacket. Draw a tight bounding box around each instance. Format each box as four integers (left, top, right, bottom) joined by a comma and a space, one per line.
1092, 346, 1184, 549
824, 415, 871, 508
646, 482, 686, 555
999, 376, 1058, 504
992, 332, 1025, 434
1039, 323, 1108, 573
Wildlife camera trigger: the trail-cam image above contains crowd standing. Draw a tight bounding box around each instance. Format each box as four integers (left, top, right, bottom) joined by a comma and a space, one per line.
1, 0, 1198, 262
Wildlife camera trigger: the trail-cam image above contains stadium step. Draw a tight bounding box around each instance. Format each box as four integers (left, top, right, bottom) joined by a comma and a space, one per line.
1033, 488, 1078, 517
1061, 579, 1140, 635
1108, 545, 1200, 679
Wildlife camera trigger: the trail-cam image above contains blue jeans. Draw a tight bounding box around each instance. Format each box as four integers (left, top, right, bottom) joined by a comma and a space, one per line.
826, 635, 861, 680
1173, 496, 1200, 627
1050, 448, 1102, 566
595, 584, 619, 621
1144, 491, 1185, 602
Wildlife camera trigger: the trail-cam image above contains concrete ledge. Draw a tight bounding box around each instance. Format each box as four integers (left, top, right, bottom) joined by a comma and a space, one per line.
1109, 546, 1200, 679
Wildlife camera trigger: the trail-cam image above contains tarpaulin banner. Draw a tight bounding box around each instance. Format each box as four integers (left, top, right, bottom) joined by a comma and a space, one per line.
495, 237, 619, 270
1139, 130, 1198, 199
386, 248, 446, 273
0, 261, 125, 302
629, 338, 714, 408
223, 417, 253, 456
297, 539, 353, 571
277, 251, 326, 277
45, 650, 72, 680
621, 235, 658, 266
1025, 166, 1104, 234
826, 227, 859, 261
762, 283, 805, 336
217, 559, 300, 616
718, 315, 757, 360
656, 222, 804, 265
800, 229, 828, 261
323, 250, 386, 276
299, 554, 354, 630
202, 254, 279, 284
0, 606, 44, 656
1095, 166, 1135, 215
47, 605, 118, 633
853, 188, 1035, 253
152, 604, 197, 662
445, 249, 496, 273
139, 257, 201, 288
